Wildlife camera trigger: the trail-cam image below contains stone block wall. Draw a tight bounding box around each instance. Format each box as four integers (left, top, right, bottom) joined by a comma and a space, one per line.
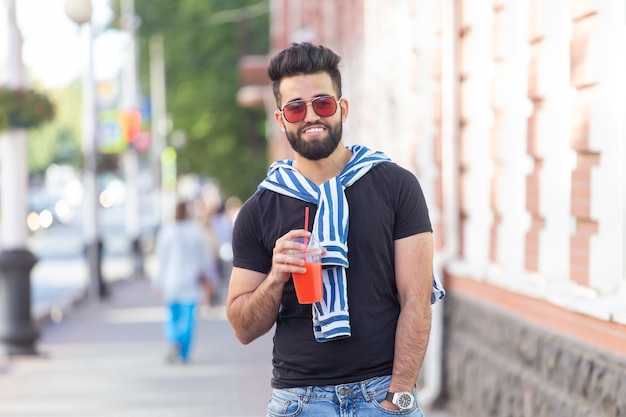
444, 293, 626, 417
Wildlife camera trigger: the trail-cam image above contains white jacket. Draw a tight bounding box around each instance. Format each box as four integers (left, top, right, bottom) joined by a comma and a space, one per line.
153, 219, 218, 302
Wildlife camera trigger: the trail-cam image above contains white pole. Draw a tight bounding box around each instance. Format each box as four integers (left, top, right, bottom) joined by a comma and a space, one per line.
65, 0, 102, 301
121, 0, 143, 278
0, 131, 28, 250
149, 35, 169, 224
419, 0, 459, 408
65, 0, 101, 302
0, 0, 27, 250
64, 0, 103, 301
80, 19, 102, 302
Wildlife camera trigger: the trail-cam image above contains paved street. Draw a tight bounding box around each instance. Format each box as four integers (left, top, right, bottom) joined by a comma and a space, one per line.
25, 202, 156, 323
1, 278, 275, 417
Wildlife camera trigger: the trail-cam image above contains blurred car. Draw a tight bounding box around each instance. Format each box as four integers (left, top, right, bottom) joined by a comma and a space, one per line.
27, 185, 76, 233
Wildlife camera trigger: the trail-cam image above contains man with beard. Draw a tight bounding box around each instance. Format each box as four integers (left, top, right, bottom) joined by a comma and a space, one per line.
226, 42, 444, 416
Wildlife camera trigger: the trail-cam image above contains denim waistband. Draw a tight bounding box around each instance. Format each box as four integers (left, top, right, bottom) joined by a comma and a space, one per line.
277, 375, 392, 402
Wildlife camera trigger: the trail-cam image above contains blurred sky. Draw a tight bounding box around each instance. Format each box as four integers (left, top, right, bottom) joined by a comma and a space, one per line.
16, 0, 125, 88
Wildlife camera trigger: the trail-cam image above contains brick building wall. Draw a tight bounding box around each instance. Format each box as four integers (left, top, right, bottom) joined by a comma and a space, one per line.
445, 0, 626, 414
239, 1, 626, 415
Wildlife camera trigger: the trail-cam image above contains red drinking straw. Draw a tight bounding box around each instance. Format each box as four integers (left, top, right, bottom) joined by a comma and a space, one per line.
304, 206, 309, 247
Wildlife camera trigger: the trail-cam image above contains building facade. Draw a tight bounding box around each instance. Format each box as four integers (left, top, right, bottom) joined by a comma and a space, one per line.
239, 1, 626, 415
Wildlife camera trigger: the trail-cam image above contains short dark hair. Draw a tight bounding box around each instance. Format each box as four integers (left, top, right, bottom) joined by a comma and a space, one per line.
267, 42, 342, 108
175, 201, 189, 221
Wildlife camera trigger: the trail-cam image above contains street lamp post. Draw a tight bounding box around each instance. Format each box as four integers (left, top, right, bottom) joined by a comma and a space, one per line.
120, 0, 144, 279
64, 0, 106, 301
149, 35, 173, 224
0, 0, 39, 356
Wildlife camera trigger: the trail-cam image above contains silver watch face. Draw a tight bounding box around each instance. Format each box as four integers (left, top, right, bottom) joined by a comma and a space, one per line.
395, 392, 415, 410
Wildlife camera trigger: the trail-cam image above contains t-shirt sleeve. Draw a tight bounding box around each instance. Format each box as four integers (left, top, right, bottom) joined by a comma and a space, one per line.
392, 166, 432, 240
231, 195, 273, 274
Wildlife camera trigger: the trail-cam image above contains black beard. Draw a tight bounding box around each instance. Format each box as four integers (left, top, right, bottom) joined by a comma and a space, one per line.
285, 121, 343, 161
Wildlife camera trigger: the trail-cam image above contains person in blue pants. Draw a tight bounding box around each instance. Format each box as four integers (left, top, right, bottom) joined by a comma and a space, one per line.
153, 200, 219, 363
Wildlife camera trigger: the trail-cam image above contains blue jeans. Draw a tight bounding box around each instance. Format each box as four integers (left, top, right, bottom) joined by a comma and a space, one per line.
266, 375, 424, 417
164, 302, 196, 361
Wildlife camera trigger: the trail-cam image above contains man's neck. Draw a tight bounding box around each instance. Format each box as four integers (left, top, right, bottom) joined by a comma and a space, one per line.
293, 145, 353, 185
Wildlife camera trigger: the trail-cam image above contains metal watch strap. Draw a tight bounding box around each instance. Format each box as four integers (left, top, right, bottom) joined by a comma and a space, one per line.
385, 391, 395, 403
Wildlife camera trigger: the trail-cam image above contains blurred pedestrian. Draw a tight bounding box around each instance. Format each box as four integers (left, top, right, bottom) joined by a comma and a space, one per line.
153, 200, 219, 364
199, 194, 240, 305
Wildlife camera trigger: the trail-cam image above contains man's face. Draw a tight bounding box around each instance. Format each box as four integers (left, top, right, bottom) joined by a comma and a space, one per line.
274, 72, 348, 161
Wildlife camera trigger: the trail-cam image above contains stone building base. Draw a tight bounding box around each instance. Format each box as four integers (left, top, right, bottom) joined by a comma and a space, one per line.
443, 293, 626, 417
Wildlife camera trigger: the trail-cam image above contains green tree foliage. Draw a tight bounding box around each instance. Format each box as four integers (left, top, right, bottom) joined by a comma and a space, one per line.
120, 0, 270, 200
28, 82, 82, 175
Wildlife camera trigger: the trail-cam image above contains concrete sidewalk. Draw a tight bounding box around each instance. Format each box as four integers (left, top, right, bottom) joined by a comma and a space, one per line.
1, 278, 274, 417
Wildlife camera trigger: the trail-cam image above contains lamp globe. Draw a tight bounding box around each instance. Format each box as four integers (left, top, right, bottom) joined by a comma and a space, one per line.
64, 0, 93, 25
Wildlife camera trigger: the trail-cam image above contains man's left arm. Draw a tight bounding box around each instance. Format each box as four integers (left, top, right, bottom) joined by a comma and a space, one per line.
382, 231, 434, 410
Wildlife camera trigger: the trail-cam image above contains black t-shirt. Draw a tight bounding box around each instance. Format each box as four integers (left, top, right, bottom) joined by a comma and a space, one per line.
232, 162, 432, 388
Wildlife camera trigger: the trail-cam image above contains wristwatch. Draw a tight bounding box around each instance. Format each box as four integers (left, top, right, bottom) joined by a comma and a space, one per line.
385, 391, 416, 410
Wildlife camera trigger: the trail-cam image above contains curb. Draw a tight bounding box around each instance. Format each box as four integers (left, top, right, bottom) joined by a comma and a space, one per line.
33, 287, 87, 328
32, 276, 137, 328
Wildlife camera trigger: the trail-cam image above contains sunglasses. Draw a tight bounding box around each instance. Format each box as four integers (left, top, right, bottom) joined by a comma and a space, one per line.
279, 96, 342, 123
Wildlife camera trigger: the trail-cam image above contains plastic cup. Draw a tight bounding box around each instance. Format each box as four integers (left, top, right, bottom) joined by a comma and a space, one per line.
289, 237, 323, 304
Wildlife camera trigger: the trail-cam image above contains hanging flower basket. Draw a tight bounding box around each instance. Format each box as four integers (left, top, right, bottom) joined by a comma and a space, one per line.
0, 86, 55, 131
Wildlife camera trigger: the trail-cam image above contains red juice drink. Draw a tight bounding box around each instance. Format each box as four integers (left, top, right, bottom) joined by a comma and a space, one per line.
289, 236, 323, 304
292, 260, 322, 304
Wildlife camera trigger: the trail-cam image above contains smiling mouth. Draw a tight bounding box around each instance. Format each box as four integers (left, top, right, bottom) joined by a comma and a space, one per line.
303, 127, 325, 134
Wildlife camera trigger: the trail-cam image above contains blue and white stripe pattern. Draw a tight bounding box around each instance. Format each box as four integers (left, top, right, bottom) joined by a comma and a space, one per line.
432, 271, 445, 304
259, 145, 388, 342
259, 144, 445, 342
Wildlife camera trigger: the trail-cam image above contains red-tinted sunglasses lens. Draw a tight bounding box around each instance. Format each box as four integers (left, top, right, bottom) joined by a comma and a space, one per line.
312, 96, 338, 117
282, 97, 338, 123
282, 101, 306, 123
